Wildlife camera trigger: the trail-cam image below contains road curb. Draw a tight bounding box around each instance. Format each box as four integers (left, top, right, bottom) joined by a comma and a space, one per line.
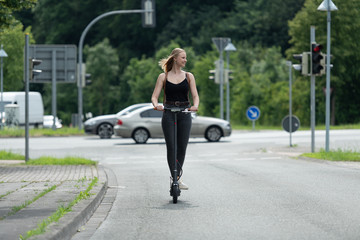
34, 165, 108, 240
71, 164, 119, 239
0, 160, 26, 164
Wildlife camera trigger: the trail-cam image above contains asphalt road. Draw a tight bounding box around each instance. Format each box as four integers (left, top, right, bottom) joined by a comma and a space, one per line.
1, 130, 360, 239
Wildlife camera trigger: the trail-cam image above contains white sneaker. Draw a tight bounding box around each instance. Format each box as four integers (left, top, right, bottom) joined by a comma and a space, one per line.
178, 179, 189, 190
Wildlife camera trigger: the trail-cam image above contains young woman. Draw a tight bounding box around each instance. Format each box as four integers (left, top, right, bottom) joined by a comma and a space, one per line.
151, 48, 199, 190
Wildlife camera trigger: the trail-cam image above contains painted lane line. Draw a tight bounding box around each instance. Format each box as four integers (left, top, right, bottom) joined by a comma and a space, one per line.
260, 157, 282, 160
235, 158, 256, 161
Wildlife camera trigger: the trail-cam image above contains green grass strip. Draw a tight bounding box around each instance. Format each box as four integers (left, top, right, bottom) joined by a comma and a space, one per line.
0, 150, 25, 160
0, 150, 97, 165
0, 182, 32, 200
7, 185, 57, 218
29, 127, 85, 137
301, 149, 360, 161
20, 177, 99, 240
0, 127, 84, 138
27, 156, 97, 165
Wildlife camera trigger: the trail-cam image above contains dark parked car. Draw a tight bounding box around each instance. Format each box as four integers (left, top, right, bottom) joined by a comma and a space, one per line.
114, 105, 232, 143
84, 103, 151, 139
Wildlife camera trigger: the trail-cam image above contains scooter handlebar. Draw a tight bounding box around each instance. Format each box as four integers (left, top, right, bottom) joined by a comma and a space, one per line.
154, 106, 195, 113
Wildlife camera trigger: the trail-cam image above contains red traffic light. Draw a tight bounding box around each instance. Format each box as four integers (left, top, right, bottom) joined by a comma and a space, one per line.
312, 44, 323, 53
311, 43, 324, 75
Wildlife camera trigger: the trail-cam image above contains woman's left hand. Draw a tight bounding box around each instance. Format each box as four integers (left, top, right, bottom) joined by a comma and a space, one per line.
189, 106, 198, 112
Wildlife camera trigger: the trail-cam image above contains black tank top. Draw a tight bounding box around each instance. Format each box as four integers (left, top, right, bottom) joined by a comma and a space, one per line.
165, 76, 189, 102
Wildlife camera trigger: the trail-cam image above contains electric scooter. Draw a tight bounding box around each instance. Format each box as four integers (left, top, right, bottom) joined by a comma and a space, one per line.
163, 106, 193, 203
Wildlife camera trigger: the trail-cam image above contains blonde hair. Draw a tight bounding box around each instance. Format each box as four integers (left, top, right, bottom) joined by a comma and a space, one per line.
159, 48, 186, 73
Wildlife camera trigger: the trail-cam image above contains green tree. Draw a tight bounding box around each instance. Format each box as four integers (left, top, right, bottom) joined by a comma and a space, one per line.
83, 38, 119, 116
192, 42, 290, 125
0, 0, 37, 30
0, 21, 35, 91
192, 48, 219, 117
230, 45, 289, 125
123, 56, 158, 105
121, 41, 197, 108
221, 0, 305, 52
32, 0, 105, 44
31, 0, 236, 71
287, 0, 360, 125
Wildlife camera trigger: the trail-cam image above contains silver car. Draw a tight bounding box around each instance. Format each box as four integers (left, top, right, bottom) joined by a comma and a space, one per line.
84, 103, 151, 139
43, 115, 63, 129
114, 105, 231, 143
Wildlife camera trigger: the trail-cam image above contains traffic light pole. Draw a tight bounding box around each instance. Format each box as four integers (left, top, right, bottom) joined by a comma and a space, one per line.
51, 50, 57, 130
78, 8, 154, 129
286, 61, 293, 147
24, 34, 30, 162
310, 26, 316, 153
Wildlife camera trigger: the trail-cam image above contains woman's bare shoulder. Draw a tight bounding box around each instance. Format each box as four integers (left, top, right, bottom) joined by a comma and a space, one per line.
158, 72, 166, 81
186, 72, 195, 80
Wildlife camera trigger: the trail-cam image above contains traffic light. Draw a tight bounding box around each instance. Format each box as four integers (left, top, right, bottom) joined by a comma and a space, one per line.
79, 63, 92, 87
142, 0, 156, 28
311, 43, 324, 75
320, 54, 333, 75
29, 58, 42, 81
224, 69, 234, 83
209, 69, 219, 84
209, 59, 222, 84
292, 53, 309, 76
85, 73, 92, 86
319, 54, 326, 75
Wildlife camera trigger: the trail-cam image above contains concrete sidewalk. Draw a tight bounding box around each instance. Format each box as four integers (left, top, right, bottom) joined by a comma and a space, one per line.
0, 163, 108, 240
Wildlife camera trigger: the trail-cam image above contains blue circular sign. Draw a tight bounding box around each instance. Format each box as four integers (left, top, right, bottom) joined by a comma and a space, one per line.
246, 106, 260, 121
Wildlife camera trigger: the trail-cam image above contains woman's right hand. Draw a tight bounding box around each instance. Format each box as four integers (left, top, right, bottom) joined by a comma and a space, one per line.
154, 105, 164, 111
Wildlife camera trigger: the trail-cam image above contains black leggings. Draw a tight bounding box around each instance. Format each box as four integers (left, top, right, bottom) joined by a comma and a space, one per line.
162, 110, 192, 179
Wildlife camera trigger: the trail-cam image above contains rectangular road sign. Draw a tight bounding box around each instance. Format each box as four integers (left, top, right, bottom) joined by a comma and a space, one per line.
29, 45, 77, 83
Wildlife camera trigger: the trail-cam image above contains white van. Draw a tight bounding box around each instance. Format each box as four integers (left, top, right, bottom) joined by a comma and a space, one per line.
0, 92, 44, 127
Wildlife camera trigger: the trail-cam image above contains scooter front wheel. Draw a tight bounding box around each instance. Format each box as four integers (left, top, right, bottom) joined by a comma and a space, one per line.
171, 184, 180, 204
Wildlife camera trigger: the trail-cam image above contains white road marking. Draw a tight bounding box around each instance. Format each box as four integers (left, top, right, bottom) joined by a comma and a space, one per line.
261, 157, 282, 160
101, 155, 283, 164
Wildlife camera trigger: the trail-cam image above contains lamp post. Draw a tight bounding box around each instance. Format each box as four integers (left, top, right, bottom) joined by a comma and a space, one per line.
77, 6, 155, 129
224, 42, 236, 122
317, 0, 338, 152
0, 45, 8, 129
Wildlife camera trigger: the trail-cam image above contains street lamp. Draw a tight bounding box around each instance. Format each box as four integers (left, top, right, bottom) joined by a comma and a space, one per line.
0, 44, 8, 129
317, 0, 338, 152
224, 42, 236, 122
